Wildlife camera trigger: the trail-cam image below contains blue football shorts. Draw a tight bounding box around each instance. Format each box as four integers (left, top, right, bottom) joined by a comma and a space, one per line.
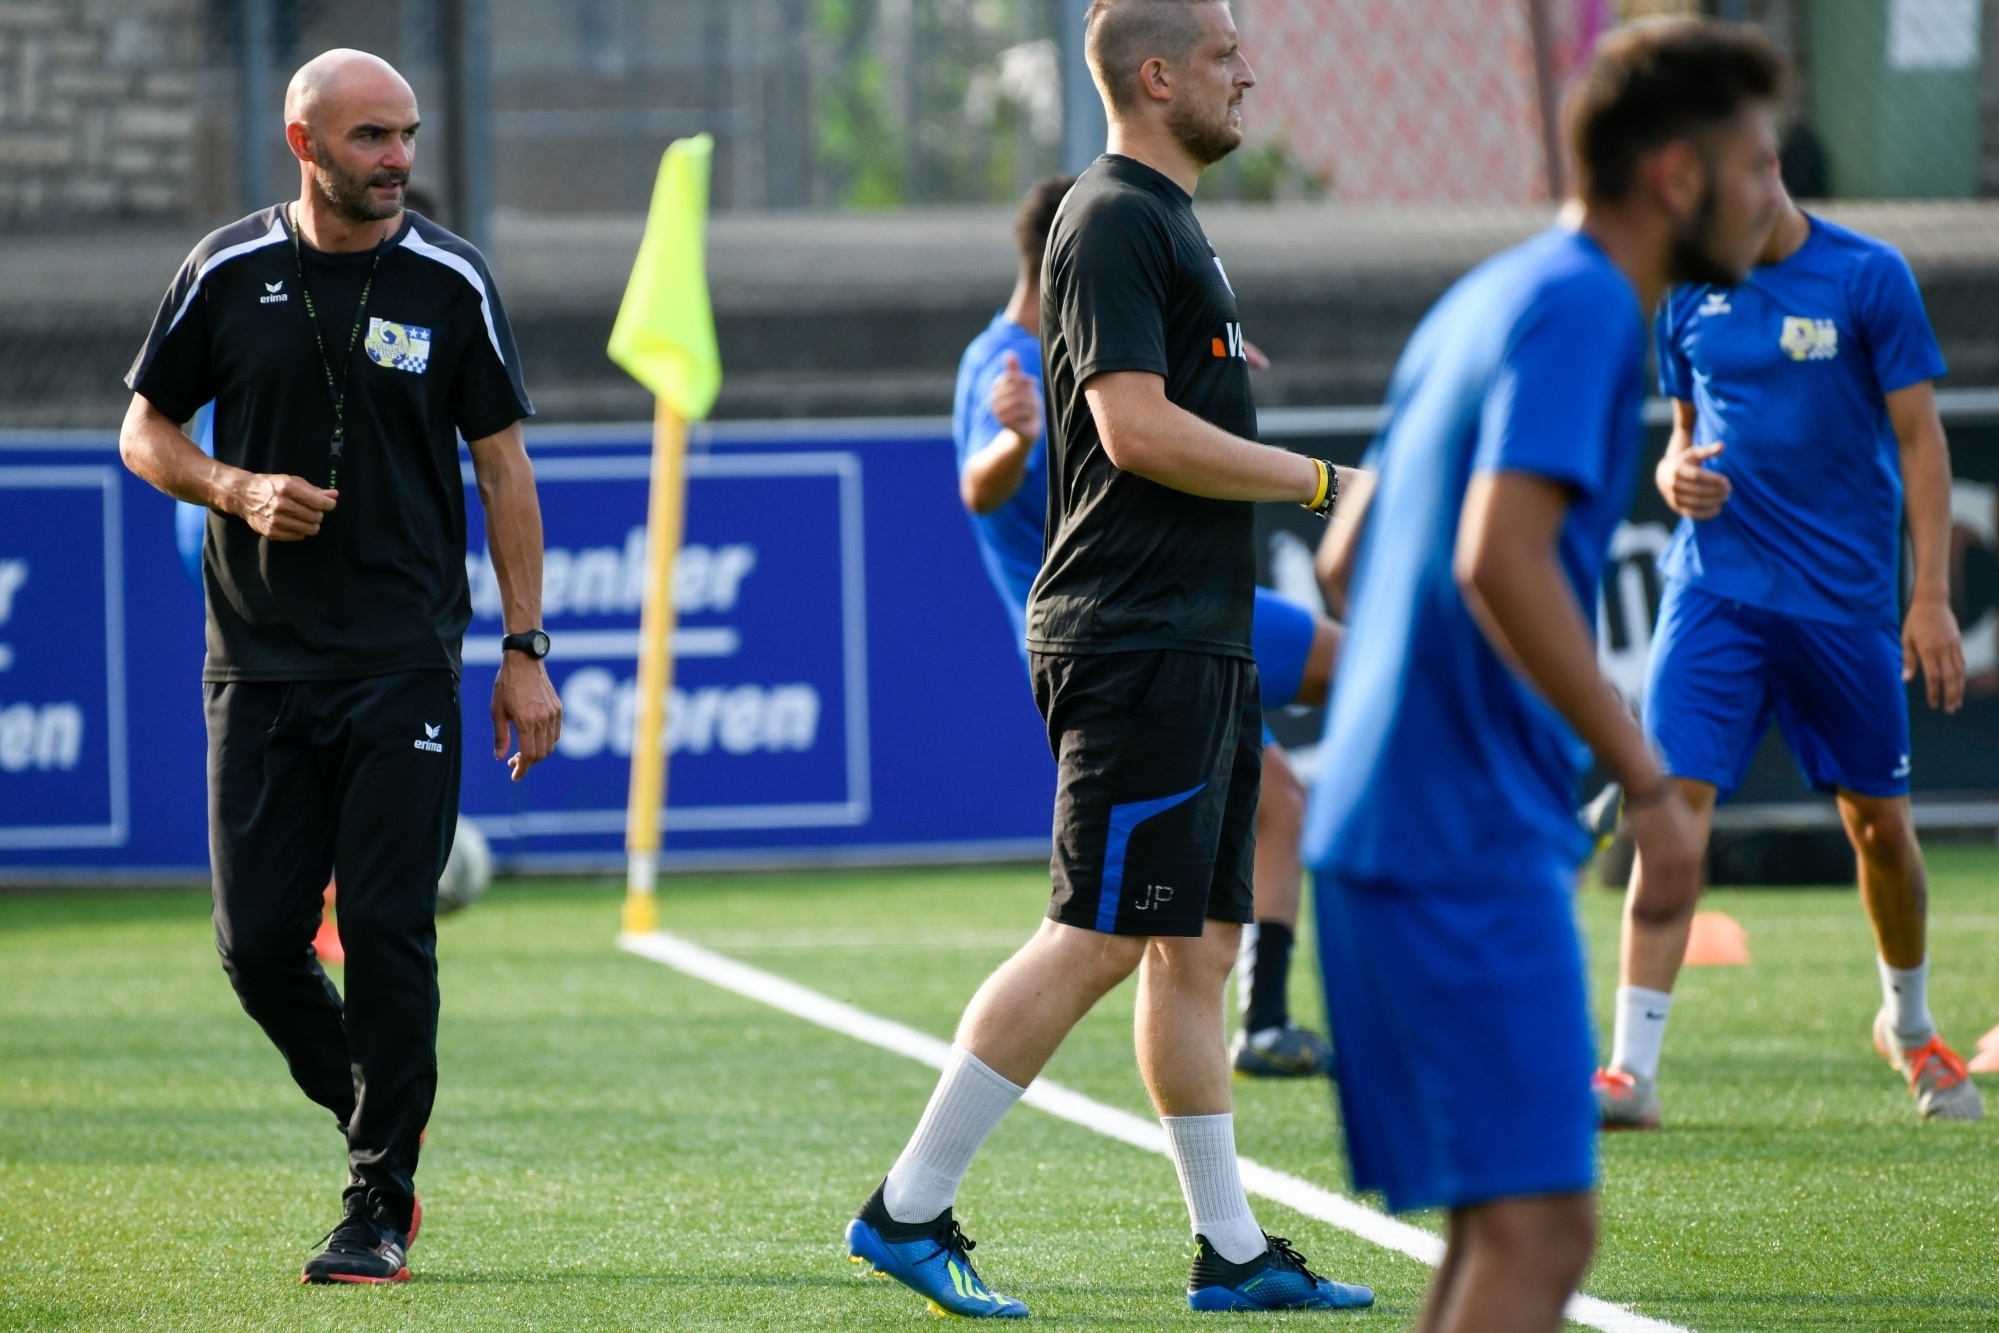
1251, 586, 1317, 711
1313, 869, 1598, 1214
1644, 581, 1910, 802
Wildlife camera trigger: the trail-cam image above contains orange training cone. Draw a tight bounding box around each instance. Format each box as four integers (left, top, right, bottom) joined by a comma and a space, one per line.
1968, 1023, 1999, 1074
312, 880, 344, 966
1682, 910, 1750, 967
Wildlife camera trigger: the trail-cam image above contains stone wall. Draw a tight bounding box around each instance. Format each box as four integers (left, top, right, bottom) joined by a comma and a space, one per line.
0, 0, 204, 222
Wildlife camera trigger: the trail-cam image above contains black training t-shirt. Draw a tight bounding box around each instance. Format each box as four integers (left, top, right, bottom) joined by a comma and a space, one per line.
1029, 154, 1259, 660
127, 207, 533, 683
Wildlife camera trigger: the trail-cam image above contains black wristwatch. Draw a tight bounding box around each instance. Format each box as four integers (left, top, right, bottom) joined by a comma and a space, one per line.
501, 629, 551, 660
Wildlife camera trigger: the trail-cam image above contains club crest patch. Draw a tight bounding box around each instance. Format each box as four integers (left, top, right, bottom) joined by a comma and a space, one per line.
1778, 316, 1838, 362
365, 318, 433, 374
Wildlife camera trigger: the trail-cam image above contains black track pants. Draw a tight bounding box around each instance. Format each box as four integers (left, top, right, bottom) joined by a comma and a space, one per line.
206, 670, 460, 1229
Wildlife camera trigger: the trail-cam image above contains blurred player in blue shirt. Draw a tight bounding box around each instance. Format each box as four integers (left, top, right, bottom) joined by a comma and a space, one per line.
1304, 22, 1783, 1329
954, 175, 1341, 1081
1596, 180, 1983, 1127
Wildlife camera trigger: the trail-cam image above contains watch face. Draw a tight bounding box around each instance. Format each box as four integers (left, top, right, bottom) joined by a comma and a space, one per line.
529, 630, 550, 658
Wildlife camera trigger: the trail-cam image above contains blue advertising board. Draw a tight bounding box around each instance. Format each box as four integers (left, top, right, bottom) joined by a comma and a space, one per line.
461, 423, 1058, 870
7, 396, 1996, 882
0, 466, 127, 850
0, 422, 1056, 880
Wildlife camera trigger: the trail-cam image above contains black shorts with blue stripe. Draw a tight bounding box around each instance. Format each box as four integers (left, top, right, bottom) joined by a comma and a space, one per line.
1030, 650, 1260, 938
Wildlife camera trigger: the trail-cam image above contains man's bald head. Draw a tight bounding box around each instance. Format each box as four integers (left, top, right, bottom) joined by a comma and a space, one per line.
283, 49, 419, 229
285, 49, 414, 126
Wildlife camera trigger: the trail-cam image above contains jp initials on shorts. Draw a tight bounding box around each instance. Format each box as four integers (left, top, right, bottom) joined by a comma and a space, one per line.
1030, 650, 1260, 938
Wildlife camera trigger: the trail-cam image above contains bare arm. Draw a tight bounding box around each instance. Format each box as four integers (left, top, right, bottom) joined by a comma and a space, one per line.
1085, 371, 1321, 503
961, 429, 1036, 514
1313, 467, 1377, 618
962, 352, 1045, 514
467, 421, 562, 779
1888, 380, 1964, 712
1456, 471, 1701, 895
118, 393, 337, 540
1653, 398, 1731, 520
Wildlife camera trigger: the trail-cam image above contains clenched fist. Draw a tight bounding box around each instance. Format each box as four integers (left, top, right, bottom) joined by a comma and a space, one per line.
990, 352, 1044, 444
235, 473, 338, 541
1655, 441, 1732, 521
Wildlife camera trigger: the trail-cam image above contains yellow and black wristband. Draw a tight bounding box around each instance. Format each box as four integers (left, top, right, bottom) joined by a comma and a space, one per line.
1301, 457, 1338, 517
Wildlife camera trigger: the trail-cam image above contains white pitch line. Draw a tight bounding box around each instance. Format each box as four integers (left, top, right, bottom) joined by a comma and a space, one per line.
618, 929, 1691, 1333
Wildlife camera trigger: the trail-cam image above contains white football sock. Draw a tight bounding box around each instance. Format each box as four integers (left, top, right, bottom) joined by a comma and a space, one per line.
1878, 957, 1936, 1048
1160, 1113, 1265, 1264
882, 1045, 1023, 1224
1610, 985, 1674, 1082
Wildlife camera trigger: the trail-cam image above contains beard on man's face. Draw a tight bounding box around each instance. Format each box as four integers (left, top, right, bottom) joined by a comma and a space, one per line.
1165, 93, 1243, 167
313, 140, 408, 224
1665, 182, 1747, 289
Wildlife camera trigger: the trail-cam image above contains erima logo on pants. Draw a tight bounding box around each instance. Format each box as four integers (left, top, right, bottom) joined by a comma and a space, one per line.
414, 722, 444, 753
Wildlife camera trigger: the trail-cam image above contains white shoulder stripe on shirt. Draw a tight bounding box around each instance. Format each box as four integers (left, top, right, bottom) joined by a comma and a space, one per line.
164, 216, 289, 336
398, 228, 506, 363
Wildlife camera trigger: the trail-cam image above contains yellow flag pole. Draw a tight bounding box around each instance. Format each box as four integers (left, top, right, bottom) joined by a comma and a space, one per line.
607, 132, 717, 934
622, 396, 688, 933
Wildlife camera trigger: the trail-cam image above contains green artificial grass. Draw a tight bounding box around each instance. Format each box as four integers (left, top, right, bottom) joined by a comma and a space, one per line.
1, 848, 1995, 1330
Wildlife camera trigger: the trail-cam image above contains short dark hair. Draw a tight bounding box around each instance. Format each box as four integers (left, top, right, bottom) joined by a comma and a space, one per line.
1568, 18, 1787, 203
1017, 174, 1077, 274
1085, 0, 1212, 112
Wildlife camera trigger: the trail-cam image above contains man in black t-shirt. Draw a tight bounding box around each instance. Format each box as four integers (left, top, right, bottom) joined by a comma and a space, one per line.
120, 49, 559, 1285
846, 1, 1371, 1316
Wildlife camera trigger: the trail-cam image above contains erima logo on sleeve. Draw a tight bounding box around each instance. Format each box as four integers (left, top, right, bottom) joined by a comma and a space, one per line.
260, 281, 288, 304
1779, 316, 1838, 361
365, 318, 434, 374
414, 722, 444, 753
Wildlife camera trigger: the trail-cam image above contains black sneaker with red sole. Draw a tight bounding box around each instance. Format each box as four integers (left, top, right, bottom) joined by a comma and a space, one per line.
302, 1193, 418, 1285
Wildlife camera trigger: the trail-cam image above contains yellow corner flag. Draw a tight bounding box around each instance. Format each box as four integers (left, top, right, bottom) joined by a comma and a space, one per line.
608, 135, 721, 936
608, 133, 721, 420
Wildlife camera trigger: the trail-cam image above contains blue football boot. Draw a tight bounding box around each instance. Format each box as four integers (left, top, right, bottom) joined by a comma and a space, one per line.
1187, 1233, 1374, 1312
845, 1183, 1028, 1318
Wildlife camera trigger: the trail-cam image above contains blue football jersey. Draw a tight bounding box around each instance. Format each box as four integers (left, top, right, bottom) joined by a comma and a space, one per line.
1656, 215, 1945, 628
1303, 229, 1646, 889
952, 311, 1049, 656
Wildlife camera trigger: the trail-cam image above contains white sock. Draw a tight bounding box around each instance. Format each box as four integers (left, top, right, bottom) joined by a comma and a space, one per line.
1609, 985, 1674, 1082
1160, 1113, 1265, 1264
1879, 957, 1936, 1048
882, 1045, 1024, 1223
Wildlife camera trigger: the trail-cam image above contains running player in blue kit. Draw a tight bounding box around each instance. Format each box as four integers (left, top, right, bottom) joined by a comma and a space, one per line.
1594, 176, 1985, 1126
954, 175, 1342, 1080
1303, 23, 1781, 1332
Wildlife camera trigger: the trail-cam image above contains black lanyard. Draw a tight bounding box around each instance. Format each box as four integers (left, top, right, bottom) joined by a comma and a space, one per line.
287, 205, 389, 490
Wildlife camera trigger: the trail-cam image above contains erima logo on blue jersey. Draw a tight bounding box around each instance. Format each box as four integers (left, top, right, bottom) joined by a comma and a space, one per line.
1698, 291, 1731, 316
259, 280, 288, 305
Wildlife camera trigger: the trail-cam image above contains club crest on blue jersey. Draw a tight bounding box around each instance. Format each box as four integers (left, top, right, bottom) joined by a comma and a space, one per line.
1778, 316, 1838, 362
365, 318, 433, 374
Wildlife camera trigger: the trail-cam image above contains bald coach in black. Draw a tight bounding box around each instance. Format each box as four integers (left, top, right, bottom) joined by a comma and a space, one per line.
119, 48, 560, 1284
